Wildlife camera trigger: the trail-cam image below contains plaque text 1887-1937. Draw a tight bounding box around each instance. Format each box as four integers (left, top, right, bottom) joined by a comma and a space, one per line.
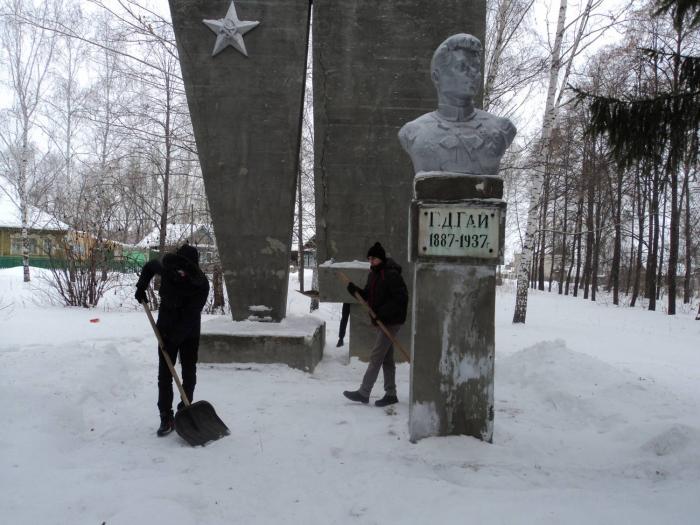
417, 204, 500, 259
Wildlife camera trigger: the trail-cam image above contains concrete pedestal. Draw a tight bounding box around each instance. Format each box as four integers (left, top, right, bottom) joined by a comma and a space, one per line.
199, 316, 325, 373
408, 172, 504, 443
410, 264, 495, 441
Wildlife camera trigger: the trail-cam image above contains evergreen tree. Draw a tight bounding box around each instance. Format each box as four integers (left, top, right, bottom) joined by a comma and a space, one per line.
574, 1, 699, 315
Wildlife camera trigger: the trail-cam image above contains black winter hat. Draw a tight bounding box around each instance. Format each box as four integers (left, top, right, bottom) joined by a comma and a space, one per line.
366, 242, 386, 261
177, 243, 199, 265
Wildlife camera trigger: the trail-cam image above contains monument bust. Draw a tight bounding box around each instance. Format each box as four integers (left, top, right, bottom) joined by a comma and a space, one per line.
399, 34, 516, 176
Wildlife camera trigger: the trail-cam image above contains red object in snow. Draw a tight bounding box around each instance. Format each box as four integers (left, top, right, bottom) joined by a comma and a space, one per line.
89, 318, 100, 323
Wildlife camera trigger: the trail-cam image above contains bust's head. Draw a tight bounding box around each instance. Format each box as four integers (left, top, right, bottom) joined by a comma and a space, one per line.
430, 34, 482, 105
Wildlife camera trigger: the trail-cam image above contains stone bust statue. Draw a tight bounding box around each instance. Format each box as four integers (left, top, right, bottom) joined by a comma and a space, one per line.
399, 34, 516, 176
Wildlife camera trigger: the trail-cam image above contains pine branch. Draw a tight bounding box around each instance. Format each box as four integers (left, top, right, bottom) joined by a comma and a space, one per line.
654, 0, 700, 29
573, 86, 700, 171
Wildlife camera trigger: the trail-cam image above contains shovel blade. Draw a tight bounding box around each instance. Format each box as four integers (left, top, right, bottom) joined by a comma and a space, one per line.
174, 400, 230, 446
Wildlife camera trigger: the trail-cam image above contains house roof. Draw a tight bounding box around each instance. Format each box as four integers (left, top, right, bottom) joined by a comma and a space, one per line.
136, 223, 216, 248
0, 176, 68, 231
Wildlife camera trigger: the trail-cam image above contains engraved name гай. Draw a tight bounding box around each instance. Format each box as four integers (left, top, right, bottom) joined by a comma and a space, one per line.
418, 204, 500, 258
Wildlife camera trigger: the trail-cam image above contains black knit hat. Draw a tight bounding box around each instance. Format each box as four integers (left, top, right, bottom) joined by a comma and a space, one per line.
366, 242, 386, 261
176, 243, 199, 265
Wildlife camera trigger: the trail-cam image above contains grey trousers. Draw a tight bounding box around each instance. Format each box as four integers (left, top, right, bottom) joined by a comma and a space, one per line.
359, 324, 400, 397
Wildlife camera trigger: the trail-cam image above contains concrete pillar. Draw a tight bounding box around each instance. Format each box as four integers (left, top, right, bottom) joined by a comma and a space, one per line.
408, 173, 505, 443
312, 0, 487, 357
169, 0, 310, 321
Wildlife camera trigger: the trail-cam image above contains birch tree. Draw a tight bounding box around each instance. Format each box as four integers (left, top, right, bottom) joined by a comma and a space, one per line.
44, 0, 88, 189
513, 0, 620, 322
513, 0, 570, 322
484, 0, 544, 118
0, 0, 57, 282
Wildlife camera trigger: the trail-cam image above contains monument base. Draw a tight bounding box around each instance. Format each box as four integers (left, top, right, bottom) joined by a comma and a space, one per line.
408, 171, 504, 443
199, 316, 325, 373
409, 264, 495, 443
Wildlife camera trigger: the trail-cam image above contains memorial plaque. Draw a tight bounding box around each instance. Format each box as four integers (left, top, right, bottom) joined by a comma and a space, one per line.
418, 204, 500, 258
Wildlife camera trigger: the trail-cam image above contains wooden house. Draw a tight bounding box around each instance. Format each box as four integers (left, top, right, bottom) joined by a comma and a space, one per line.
0, 178, 69, 269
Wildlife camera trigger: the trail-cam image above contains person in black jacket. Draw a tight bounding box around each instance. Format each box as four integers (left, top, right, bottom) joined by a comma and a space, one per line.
343, 242, 408, 407
135, 243, 210, 436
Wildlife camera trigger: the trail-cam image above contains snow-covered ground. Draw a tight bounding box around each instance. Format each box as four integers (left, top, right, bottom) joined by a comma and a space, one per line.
1, 267, 699, 524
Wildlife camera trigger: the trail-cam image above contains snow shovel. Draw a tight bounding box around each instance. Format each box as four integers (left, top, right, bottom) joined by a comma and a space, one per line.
337, 272, 411, 363
141, 302, 230, 446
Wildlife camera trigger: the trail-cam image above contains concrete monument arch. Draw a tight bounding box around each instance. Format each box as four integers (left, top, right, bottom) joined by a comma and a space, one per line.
169, 1, 490, 374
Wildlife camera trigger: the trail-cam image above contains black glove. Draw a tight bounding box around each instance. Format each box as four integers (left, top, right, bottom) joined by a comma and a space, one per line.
347, 282, 359, 296
135, 287, 148, 304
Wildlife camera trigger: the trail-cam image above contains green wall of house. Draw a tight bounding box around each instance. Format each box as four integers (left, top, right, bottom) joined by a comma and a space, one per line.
0, 227, 148, 273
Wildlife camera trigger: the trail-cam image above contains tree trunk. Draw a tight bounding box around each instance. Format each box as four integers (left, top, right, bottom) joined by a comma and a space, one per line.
297, 167, 305, 292
558, 168, 570, 295
666, 33, 685, 315
310, 264, 319, 312
20, 123, 31, 283
591, 181, 603, 302
667, 163, 678, 315
548, 196, 557, 292
573, 200, 584, 298
532, 241, 540, 290
611, 169, 623, 305
513, 0, 568, 323
630, 165, 647, 308
625, 175, 636, 296
158, 84, 173, 258
566, 196, 582, 296
647, 165, 660, 310
538, 172, 549, 291
212, 264, 225, 314
656, 182, 667, 302
583, 147, 595, 300
682, 161, 692, 304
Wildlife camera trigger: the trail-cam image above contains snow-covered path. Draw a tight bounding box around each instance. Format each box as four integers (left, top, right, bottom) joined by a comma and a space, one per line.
1, 268, 699, 524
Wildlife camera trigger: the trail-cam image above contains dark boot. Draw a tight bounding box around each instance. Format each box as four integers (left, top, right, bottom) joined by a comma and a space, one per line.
343, 390, 369, 404
375, 394, 398, 407
156, 410, 175, 437
336, 338, 344, 347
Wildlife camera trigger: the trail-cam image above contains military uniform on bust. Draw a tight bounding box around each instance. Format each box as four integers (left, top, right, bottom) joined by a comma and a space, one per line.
399, 33, 516, 176
399, 107, 516, 175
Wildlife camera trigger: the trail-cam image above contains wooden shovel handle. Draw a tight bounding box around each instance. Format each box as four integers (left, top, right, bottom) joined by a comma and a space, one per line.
141, 302, 190, 408
337, 271, 411, 363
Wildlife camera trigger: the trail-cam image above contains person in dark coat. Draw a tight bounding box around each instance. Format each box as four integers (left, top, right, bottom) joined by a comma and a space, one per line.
135, 243, 210, 436
343, 242, 408, 407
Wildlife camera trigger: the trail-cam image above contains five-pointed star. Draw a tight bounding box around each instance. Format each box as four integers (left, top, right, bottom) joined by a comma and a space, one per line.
202, 1, 260, 57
